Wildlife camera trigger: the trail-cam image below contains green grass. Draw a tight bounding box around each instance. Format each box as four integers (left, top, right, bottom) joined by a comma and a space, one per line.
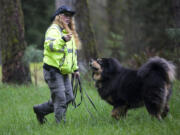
0, 81, 180, 135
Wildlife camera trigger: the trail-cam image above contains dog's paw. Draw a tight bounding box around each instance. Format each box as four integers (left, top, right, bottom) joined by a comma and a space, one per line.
111, 107, 121, 120
111, 111, 120, 120
111, 106, 127, 120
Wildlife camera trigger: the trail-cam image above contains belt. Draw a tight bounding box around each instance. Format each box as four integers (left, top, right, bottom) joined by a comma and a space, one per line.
43, 63, 61, 74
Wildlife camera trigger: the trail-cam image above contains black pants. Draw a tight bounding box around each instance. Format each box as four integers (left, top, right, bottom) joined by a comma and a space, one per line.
36, 65, 74, 123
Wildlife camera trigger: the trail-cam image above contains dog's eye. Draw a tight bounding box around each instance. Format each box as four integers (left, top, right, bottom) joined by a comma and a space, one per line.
97, 59, 102, 64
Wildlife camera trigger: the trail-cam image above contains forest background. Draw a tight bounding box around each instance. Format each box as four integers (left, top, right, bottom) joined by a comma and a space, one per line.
0, 0, 179, 84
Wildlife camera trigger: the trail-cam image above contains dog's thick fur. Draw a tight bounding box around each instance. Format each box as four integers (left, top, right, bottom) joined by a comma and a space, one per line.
90, 57, 176, 120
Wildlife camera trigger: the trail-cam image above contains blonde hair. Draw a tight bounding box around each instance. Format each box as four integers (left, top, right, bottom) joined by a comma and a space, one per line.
53, 15, 81, 49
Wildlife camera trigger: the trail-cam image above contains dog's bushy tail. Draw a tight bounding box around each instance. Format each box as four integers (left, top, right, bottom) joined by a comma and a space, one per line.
138, 57, 175, 119
137, 56, 176, 83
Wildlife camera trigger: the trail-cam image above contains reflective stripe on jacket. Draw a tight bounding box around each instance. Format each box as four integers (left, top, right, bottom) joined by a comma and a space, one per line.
43, 24, 78, 74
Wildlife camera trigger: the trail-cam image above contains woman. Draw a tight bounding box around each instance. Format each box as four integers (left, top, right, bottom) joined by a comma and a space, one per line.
33, 5, 81, 124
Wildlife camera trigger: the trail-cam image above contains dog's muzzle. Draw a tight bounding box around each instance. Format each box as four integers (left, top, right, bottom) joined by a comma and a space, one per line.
89, 59, 94, 67
89, 59, 99, 71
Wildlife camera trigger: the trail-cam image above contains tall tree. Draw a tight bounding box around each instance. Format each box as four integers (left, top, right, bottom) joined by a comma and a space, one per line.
106, 0, 126, 60
55, 0, 74, 9
172, 0, 180, 78
172, 0, 180, 27
0, 0, 31, 84
75, 0, 98, 62
88, 0, 108, 58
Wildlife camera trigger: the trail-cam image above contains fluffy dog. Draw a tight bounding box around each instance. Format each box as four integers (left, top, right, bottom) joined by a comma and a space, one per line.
89, 57, 176, 120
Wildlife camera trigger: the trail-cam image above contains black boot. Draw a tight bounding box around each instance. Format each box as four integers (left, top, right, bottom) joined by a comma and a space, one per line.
33, 101, 54, 124
33, 105, 47, 124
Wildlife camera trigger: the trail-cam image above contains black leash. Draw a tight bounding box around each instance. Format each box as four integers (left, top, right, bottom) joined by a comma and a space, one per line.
71, 74, 97, 116
71, 74, 83, 108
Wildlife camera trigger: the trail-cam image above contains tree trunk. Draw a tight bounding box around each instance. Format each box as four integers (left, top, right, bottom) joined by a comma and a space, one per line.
74, 0, 98, 62
172, 0, 180, 78
55, 0, 74, 9
172, 0, 180, 27
0, 0, 31, 84
0, 50, 1, 65
107, 0, 124, 60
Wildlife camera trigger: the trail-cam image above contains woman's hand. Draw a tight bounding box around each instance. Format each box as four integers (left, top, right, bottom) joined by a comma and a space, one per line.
63, 33, 72, 42
74, 71, 80, 78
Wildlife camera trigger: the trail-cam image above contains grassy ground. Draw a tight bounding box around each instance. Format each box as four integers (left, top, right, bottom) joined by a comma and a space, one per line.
0, 80, 180, 135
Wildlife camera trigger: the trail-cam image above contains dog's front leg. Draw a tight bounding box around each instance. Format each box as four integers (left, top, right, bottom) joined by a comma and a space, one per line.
111, 105, 127, 120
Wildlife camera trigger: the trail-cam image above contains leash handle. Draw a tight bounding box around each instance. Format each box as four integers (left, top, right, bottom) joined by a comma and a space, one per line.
71, 74, 97, 119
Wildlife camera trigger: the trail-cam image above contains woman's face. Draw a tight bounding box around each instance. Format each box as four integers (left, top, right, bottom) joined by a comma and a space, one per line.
60, 13, 72, 24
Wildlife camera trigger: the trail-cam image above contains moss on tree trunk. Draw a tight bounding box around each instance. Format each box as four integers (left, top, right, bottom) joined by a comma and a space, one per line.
75, 0, 98, 62
0, 0, 31, 84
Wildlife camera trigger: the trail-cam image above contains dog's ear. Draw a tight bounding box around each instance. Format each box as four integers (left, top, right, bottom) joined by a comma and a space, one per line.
102, 58, 115, 73
103, 58, 121, 73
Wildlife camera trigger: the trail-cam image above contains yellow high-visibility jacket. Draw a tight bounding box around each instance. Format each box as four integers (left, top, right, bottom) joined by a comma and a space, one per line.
43, 24, 78, 74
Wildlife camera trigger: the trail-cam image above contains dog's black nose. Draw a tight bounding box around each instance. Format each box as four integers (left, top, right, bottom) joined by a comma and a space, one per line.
89, 59, 94, 66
